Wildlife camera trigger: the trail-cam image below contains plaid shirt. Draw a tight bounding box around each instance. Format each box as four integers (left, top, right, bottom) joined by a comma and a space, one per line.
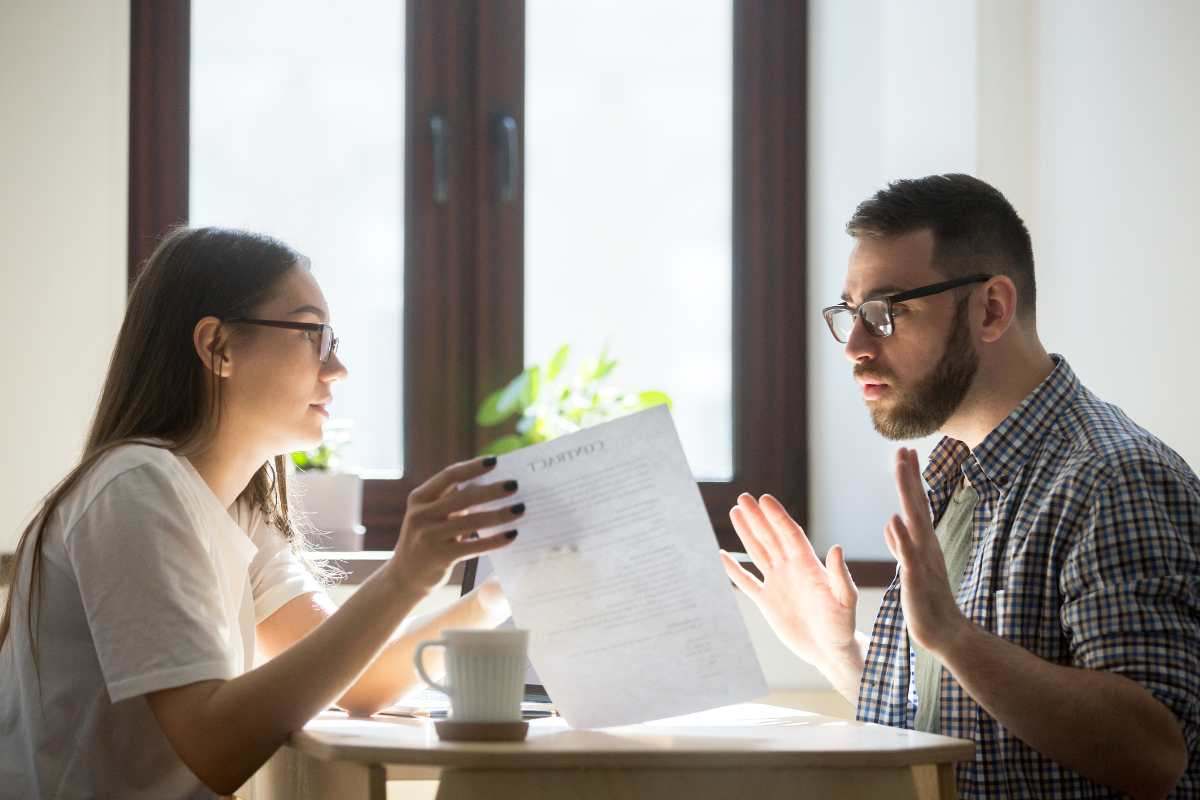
856, 356, 1200, 798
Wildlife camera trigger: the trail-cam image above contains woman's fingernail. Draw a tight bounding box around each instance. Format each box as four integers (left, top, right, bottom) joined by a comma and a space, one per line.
504, 480, 519, 492
504, 530, 519, 540
510, 503, 526, 516
482, 456, 498, 468
465, 531, 479, 540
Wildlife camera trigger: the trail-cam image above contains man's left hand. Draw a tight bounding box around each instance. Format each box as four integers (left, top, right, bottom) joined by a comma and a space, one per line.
885, 447, 970, 657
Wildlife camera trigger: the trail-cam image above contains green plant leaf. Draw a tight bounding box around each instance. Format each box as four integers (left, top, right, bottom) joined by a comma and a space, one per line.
594, 355, 618, 380
547, 344, 570, 381
480, 434, 528, 456
520, 365, 542, 408
477, 369, 530, 426
476, 389, 508, 426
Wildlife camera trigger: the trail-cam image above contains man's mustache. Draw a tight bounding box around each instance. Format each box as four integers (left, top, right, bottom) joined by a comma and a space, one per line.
854, 364, 896, 383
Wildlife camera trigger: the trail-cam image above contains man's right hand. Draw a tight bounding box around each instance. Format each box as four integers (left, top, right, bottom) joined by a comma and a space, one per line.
720, 493, 860, 672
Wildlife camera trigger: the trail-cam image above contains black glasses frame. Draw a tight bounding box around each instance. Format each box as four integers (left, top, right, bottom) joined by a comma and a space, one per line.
225, 317, 340, 363
821, 273, 992, 343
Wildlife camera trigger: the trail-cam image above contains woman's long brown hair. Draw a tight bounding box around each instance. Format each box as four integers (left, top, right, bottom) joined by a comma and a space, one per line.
0, 226, 324, 667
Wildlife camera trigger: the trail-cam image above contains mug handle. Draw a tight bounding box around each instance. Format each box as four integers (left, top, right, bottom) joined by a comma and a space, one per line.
413, 640, 452, 696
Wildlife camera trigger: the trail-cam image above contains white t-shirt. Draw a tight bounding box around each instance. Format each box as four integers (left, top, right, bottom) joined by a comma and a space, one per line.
0, 444, 322, 799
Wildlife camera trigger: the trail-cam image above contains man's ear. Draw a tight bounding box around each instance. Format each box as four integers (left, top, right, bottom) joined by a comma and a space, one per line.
193, 317, 232, 377
977, 275, 1018, 344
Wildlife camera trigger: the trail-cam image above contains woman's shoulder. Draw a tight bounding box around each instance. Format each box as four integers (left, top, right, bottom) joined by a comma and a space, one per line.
87, 440, 182, 484
65, 441, 185, 514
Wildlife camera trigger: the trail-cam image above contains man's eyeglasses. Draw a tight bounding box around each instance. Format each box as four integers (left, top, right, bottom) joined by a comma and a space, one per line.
225, 318, 340, 363
821, 273, 992, 344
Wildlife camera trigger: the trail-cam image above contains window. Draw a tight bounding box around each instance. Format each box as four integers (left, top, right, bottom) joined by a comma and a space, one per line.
128, 1, 890, 581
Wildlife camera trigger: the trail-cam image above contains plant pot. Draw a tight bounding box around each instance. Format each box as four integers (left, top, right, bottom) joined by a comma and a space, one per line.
291, 471, 364, 551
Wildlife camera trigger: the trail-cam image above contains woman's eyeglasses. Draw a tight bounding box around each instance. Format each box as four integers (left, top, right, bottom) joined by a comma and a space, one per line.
224, 318, 340, 363
821, 273, 992, 344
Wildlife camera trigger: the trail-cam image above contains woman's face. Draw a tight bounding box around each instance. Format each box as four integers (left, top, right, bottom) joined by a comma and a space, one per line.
222, 267, 348, 455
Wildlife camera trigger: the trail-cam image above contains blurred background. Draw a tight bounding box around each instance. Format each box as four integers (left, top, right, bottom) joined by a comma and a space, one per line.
3, 0, 1197, 578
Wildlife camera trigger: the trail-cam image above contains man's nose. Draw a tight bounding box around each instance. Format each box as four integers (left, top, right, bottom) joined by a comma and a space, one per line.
843, 315, 878, 365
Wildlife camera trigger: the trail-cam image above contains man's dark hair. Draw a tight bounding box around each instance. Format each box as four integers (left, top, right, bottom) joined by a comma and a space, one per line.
846, 174, 1036, 318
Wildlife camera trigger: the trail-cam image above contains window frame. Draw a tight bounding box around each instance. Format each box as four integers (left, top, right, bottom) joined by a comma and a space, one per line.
127, 0, 895, 586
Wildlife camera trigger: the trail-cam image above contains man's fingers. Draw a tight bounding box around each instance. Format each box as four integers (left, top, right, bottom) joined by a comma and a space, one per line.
729, 506, 773, 570
759, 494, 820, 565
411, 457, 498, 505
883, 522, 900, 562
894, 449, 932, 539
885, 515, 912, 564
736, 493, 787, 566
720, 550, 764, 597
825, 544, 858, 608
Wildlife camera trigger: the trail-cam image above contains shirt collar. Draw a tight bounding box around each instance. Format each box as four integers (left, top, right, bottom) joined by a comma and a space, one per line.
923, 354, 1079, 498
179, 455, 261, 565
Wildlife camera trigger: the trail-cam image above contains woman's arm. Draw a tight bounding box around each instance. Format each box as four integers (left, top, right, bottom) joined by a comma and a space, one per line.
256, 576, 512, 716
144, 458, 521, 795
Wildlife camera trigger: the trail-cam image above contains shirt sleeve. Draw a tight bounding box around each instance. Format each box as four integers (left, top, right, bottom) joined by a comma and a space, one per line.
1059, 462, 1200, 752
245, 510, 324, 623
65, 463, 236, 703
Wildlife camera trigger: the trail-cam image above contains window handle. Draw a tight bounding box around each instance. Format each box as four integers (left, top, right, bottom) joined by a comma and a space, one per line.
431, 114, 448, 205
496, 114, 518, 203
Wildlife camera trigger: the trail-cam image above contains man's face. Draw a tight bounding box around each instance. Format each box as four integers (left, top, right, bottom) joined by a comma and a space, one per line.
840, 230, 979, 440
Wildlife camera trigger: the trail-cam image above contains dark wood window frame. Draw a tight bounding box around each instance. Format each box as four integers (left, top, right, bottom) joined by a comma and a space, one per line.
128, 0, 895, 587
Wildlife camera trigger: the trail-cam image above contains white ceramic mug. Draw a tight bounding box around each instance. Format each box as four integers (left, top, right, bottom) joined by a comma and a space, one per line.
414, 629, 529, 722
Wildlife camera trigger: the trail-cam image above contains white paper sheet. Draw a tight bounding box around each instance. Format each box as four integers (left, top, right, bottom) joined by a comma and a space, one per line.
471, 406, 767, 728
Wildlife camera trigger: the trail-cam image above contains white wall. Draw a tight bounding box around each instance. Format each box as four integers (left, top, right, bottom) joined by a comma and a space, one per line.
0, 0, 129, 551
807, 0, 1198, 562
1034, 0, 1200, 468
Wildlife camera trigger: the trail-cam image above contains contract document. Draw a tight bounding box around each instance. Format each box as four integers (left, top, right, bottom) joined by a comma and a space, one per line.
472, 405, 767, 728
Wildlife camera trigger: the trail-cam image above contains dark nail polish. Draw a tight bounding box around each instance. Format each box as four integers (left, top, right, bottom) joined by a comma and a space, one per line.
510, 503, 526, 516
465, 531, 479, 541
482, 456, 498, 468
504, 480, 519, 492
504, 530, 519, 540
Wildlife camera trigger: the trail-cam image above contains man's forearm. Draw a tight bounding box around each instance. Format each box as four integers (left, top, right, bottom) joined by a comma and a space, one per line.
937, 621, 1188, 800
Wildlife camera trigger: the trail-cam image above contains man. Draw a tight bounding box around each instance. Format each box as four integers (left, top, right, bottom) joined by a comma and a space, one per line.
721, 174, 1199, 798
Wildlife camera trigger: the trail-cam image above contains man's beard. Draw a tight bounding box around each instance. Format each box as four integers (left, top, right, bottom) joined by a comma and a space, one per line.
858, 297, 978, 441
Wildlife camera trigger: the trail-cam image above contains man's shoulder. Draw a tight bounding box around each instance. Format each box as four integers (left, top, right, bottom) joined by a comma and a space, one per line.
1043, 382, 1198, 499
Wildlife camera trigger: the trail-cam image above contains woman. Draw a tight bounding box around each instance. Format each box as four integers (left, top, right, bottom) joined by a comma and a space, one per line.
0, 227, 521, 797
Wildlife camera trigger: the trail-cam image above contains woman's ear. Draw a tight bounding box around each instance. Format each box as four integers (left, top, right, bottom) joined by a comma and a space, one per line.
193, 317, 232, 377
977, 275, 1018, 344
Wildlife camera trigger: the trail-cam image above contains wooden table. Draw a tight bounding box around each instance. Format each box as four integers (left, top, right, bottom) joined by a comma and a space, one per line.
253, 700, 973, 799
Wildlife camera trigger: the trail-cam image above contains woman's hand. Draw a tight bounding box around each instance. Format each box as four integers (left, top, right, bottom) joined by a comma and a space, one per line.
387, 457, 522, 595
473, 575, 512, 622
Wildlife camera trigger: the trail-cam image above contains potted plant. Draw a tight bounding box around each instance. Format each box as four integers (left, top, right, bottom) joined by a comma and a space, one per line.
477, 344, 672, 454
290, 420, 364, 551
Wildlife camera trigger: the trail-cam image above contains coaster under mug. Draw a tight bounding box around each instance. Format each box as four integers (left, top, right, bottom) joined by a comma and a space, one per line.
434, 720, 529, 742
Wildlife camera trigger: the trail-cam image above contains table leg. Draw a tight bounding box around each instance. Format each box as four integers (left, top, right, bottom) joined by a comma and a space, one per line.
912, 763, 959, 800
251, 746, 386, 800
